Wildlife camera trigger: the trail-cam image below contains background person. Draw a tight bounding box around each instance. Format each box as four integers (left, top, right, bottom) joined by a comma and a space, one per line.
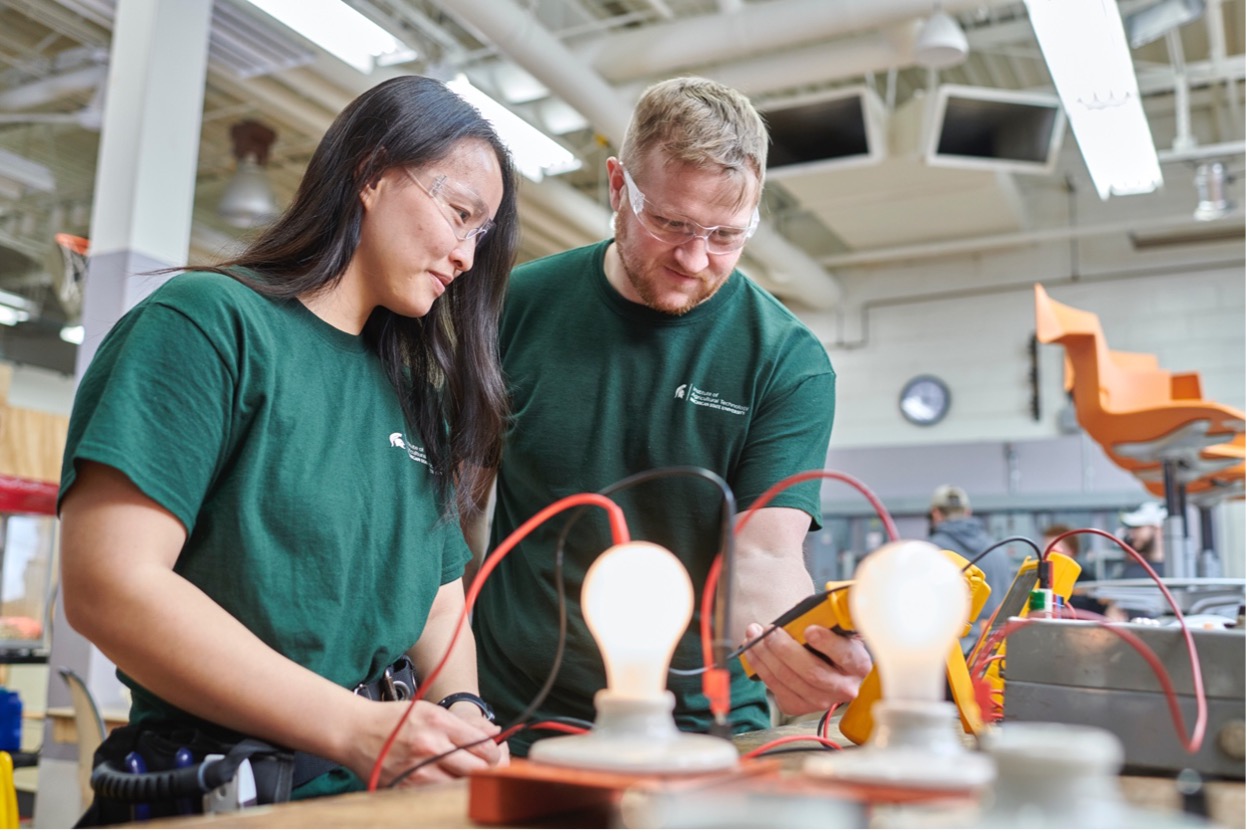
1118, 500, 1168, 579
1044, 522, 1124, 619
467, 76, 870, 754
58, 76, 515, 820
927, 485, 1014, 652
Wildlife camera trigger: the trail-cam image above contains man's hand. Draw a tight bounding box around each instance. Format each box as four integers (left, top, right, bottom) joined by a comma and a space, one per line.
741, 622, 871, 718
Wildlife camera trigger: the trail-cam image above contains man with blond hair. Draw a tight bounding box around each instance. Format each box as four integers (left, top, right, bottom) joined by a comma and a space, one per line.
468, 76, 869, 752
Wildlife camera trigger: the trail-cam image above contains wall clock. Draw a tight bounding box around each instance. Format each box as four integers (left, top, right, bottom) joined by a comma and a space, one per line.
899, 375, 951, 426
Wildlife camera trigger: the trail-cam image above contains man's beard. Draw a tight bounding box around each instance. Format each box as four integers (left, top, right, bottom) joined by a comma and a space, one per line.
615, 212, 725, 315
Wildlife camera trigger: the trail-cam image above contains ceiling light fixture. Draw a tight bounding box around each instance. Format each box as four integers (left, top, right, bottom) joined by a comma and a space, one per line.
218, 120, 280, 229
913, 6, 970, 69
1124, 0, 1207, 48
1024, 0, 1163, 200
238, 0, 416, 74
1193, 160, 1236, 221
445, 74, 582, 183
0, 289, 37, 327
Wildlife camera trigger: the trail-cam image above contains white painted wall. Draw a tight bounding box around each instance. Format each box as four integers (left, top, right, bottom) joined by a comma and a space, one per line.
796, 247, 1244, 450
5, 365, 75, 415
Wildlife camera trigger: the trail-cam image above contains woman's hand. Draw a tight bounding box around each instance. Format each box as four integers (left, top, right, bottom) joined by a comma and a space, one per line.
342, 698, 508, 788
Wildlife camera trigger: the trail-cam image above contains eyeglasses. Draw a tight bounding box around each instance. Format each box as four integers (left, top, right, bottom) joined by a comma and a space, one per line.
406, 170, 495, 248
621, 168, 759, 255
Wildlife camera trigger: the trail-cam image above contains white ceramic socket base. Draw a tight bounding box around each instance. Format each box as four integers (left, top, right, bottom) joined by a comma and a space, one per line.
529, 691, 739, 774
804, 699, 994, 790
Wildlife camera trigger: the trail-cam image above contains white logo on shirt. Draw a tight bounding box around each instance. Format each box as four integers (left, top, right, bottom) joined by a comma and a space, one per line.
388, 432, 431, 466
677, 385, 750, 416
674, 384, 687, 399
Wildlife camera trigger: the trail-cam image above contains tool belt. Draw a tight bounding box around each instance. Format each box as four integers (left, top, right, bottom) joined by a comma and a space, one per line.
75, 657, 418, 828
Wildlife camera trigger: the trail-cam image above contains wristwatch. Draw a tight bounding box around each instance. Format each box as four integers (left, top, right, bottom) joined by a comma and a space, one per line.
436, 692, 495, 722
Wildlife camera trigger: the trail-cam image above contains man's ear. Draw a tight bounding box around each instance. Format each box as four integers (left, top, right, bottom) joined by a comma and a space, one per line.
605, 156, 626, 213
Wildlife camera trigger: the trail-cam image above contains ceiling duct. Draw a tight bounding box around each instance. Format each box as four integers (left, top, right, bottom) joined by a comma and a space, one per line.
923, 85, 1066, 175
765, 86, 887, 179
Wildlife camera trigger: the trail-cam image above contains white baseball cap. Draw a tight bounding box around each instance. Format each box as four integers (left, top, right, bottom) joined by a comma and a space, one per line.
1121, 501, 1167, 527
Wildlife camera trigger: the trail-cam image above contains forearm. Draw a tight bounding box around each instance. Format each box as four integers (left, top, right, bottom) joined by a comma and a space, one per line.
731, 546, 815, 639
728, 507, 816, 640
410, 582, 479, 704
66, 562, 367, 766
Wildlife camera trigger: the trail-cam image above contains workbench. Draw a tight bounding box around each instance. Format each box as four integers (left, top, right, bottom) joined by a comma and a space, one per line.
114, 719, 1245, 829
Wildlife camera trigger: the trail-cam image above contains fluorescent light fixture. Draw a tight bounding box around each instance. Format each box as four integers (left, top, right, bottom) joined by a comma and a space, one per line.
0, 289, 36, 327
0, 306, 28, 327
1025, 0, 1163, 199
446, 74, 582, 183
60, 324, 85, 345
239, 0, 416, 74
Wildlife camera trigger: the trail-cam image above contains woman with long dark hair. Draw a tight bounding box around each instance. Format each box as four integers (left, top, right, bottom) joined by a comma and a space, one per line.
58, 75, 517, 817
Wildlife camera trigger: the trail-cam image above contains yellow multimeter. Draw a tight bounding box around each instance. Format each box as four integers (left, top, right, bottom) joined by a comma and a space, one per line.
739, 549, 991, 744
838, 549, 989, 743
966, 551, 1082, 710
738, 579, 855, 680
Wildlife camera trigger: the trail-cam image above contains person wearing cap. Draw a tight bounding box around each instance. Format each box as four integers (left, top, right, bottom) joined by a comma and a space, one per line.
1119, 501, 1167, 578
927, 485, 1013, 651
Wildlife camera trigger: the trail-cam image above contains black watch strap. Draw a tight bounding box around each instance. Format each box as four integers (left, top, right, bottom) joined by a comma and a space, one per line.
436, 691, 495, 722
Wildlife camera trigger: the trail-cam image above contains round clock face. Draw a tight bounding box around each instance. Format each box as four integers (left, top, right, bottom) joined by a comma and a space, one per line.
899, 375, 951, 426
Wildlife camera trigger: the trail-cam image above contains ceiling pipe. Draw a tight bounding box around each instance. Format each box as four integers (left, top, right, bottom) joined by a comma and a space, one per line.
1205, 0, 1245, 137
0, 63, 106, 111
434, 0, 842, 309
572, 0, 1007, 84
818, 209, 1245, 269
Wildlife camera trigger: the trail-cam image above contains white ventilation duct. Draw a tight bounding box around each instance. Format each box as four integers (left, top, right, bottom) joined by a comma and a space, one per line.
434, 0, 842, 310
572, 0, 1005, 83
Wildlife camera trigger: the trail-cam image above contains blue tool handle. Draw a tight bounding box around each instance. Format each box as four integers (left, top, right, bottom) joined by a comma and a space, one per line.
174, 747, 196, 815
123, 752, 151, 821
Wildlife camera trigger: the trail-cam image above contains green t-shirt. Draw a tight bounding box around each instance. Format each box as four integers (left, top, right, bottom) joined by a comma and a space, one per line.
59, 271, 470, 796
474, 241, 836, 754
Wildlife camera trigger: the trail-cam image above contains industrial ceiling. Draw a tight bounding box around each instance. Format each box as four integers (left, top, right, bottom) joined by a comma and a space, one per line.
0, 0, 1244, 375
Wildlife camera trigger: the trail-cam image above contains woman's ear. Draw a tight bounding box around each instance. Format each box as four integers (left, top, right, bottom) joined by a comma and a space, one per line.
359, 171, 384, 211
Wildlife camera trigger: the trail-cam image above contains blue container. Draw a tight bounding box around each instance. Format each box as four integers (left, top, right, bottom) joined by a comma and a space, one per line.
0, 688, 21, 752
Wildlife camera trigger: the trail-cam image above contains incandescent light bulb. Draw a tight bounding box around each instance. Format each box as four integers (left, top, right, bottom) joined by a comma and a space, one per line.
529, 541, 738, 773
584, 541, 692, 700
805, 539, 993, 790
851, 539, 969, 703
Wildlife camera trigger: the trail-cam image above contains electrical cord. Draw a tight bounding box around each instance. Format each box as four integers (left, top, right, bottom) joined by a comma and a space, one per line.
963, 536, 1042, 572
366, 492, 630, 792
740, 735, 842, 759
697, 469, 899, 671
550, 467, 737, 733
384, 469, 734, 788
968, 528, 1207, 752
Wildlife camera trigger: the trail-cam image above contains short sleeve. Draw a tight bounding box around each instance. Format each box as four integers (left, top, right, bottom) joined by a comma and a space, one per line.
60, 301, 236, 531
732, 369, 836, 527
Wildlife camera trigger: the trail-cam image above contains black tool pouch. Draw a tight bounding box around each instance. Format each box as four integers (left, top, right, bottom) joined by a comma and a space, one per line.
75, 720, 294, 828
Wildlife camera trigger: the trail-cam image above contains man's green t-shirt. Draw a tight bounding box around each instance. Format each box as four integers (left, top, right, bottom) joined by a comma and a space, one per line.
59, 271, 470, 796
474, 241, 836, 754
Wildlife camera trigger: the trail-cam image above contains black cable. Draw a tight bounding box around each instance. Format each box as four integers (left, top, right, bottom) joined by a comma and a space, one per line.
387, 468, 735, 788
550, 467, 736, 684
962, 536, 1042, 572
386, 522, 574, 788
669, 622, 783, 675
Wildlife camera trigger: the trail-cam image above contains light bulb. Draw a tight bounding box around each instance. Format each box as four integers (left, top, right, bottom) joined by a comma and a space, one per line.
529, 541, 738, 773
584, 542, 692, 699
850, 540, 969, 703
805, 539, 992, 790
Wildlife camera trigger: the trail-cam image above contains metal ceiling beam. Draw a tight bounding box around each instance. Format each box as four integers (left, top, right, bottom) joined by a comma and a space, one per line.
433, 0, 842, 309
